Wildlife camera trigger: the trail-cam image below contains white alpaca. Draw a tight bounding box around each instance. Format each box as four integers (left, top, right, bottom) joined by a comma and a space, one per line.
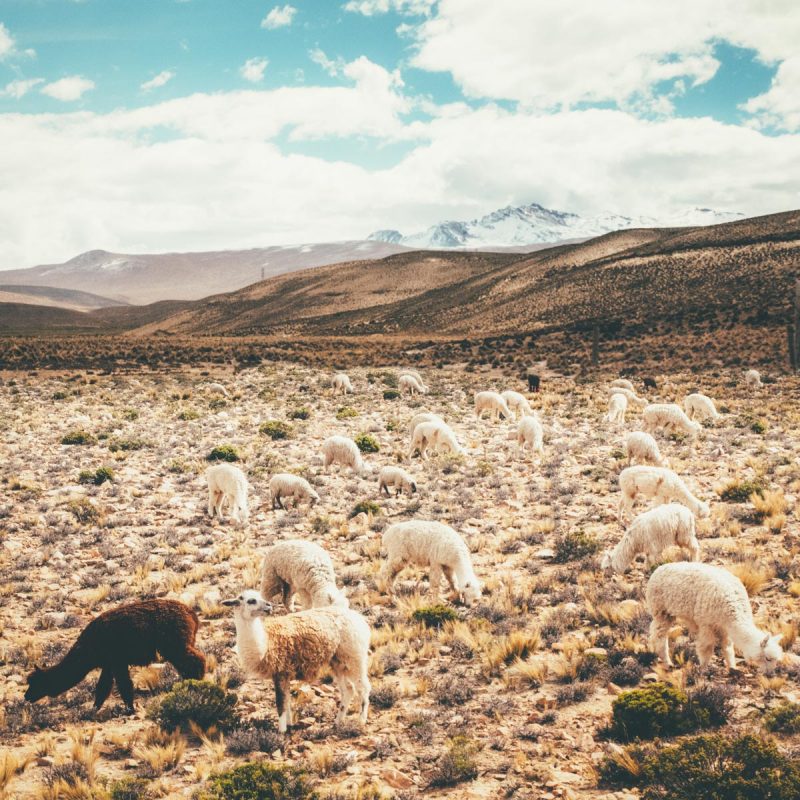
643, 403, 701, 438
399, 374, 427, 395
409, 411, 443, 436
513, 414, 544, 455
646, 563, 783, 672
601, 503, 700, 573
610, 378, 635, 391
618, 465, 709, 522
205, 382, 229, 397
205, 464, 249, 525
382, 520, 482, 605
683, 393, 721, 421
260, 540, 348, 610
624, 431, 668, 467
501, 390, 534, 419
606, 392, 628, 425
378, 465, 418, 497
610, 387, 649, 408
322, 436, 364, 473
269, 474, 320, 510
223, 590, 370, 733
474, 391, 512, 422
408, 420, 463, 460
332, 373, 353, 395
745, 369, 762, 388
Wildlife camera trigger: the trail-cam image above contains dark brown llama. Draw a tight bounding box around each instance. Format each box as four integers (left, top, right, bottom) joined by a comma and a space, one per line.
25, 599, 206, 712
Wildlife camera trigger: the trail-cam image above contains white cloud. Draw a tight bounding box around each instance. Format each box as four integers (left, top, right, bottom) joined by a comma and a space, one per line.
409, 0, 800, 112
743, 56, 800, 132
140, 70, 175, 91
1, 81, 799, 270
40, 76, 95, 101
309, 48, 342, 76
1, 77, 44, 98
343, 0, 434, 15
261, 4, 297, 29
0, 22, 14, 58
240, 57, 269, 83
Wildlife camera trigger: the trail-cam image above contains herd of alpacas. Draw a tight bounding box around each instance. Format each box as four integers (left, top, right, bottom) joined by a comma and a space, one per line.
24, 366, 787, 737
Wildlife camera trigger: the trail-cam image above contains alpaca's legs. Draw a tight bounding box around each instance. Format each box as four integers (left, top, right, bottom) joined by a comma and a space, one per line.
355, 662, 371, 724
442, 565, 456, 593
207, 488, 217, 517
696, 627, 717, 666
722, 635, 737, 669
428, 564, 443, 600
382, 560, 402, 596
334, 671, 355, 725
94, 667, 114, 710
688, 540, 701, 562
650, 615, 673, 667
281, 581, 295, 611
113, 664, 135, 711
274, 675, 291, 733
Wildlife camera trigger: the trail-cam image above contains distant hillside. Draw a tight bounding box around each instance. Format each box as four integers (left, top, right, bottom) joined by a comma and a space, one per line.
0, 285, 126, 312
131, 212, 800, 339
0, 241, 412, 305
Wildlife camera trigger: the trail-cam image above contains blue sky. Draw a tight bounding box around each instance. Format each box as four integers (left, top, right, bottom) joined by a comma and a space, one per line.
0, 1, 799, 267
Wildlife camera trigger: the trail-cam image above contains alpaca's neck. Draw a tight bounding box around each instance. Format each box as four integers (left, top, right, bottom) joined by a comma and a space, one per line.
729, 619, 765, 661
42, 641, 96, 695
234, 615, 268, 675
611, 534, 636, 572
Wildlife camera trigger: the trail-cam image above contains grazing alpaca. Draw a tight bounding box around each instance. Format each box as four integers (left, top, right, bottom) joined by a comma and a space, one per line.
25, 600, 205, 711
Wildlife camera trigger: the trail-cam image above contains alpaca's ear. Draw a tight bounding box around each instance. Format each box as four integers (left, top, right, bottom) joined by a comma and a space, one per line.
221, 598, 240, 607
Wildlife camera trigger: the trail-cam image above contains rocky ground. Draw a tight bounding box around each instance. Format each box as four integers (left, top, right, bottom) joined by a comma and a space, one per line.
0, 362, 798, 799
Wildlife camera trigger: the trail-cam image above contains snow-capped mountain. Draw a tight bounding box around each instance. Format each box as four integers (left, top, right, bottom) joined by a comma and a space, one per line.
368, 203, 745, 249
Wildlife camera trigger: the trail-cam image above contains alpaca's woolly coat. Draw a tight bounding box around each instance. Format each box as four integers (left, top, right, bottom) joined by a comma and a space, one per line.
378, 465, 417, 496
683, 393, 721, 421
260, 540, 346, 609
501, 390, 534, 419
408, 411, 442, 435
515, 414, 543, 454
332, 373, 353, 394
610, 378, 635, 391
643, 403, 701, 437
269, 473, 319, 509
25, 600, 205, 709
322, 435, 363, 472
607, 392, 627, 424
610, 387, 649, 408
618, 465, 709, 520
399, 374, 427, 395
624, 431, 668, 467
206, 463, 249, 524
408, 419, 462, 459
745, 369, 762, 388
474, 391, 511, 420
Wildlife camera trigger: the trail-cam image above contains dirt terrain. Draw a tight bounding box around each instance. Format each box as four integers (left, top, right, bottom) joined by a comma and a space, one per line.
0, 362, 798, 799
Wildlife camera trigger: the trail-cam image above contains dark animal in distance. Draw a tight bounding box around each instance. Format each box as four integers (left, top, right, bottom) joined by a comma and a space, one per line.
643, 377, 658, 390
25, 599, 205, 711
527, 373, 541, 393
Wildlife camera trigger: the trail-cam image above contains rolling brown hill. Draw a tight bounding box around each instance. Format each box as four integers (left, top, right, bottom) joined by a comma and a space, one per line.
125, 210, 800, 339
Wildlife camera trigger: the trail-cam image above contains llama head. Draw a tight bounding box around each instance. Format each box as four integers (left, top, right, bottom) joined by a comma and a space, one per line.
222, 590, 273, 620
25, 666, 51, 703
756, 633, 784, 674
696, 501, 711, 519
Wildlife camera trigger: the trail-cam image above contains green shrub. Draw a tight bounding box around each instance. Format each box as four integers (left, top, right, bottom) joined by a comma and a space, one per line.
349, 500, 381, 519
289, 407, 311, 420
311, 515, 331, 535
412, 605, 458, 628
718, 479, 765, 503
354, 434, 380, 453
78, 466, 114, 486
148, 679, 238, 733
631, 734, 800, 800
383, 390, 400, 400
260, 420, 292, 440
553, 530, 600, 563
750, 419, 768, 434
122, 409, 139, 421
61, 429, 96, 446
167, 458, 192, 474
765, 702, 800, 735
428, 736, 479, 787
109, 777, 151, 800
206, 445, 240, 462
67, 498, 102, 525
208, 397, 228, 410
606, 683, 727, 742
197, 762, 317, 800
336, 406, 358, 420
108, 438, 146, 453
52, 391, 68, 400
178, 408, 200, 421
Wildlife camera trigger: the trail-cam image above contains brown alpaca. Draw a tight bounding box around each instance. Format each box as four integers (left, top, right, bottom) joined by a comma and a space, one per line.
25, 599, 205, 712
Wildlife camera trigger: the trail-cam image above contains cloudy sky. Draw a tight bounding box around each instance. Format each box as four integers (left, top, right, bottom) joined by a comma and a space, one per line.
1, 0, 799, 268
